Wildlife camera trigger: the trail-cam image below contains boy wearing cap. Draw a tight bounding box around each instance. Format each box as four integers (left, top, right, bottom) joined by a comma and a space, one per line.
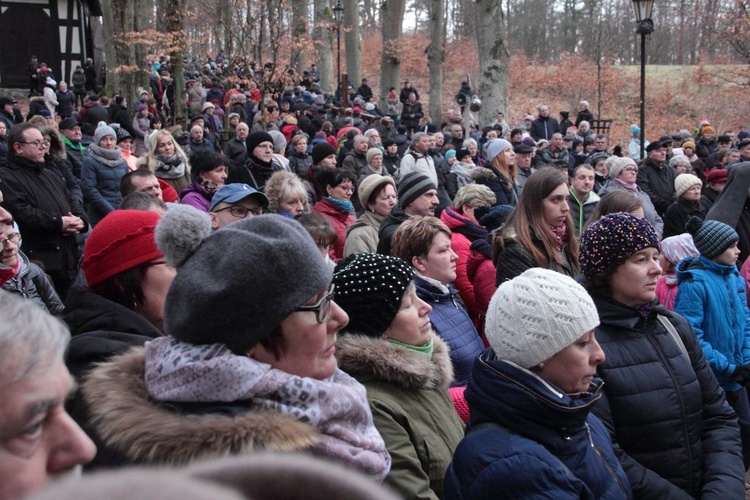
674, 218, 750, 469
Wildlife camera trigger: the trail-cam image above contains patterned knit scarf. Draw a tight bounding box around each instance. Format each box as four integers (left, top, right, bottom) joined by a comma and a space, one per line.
144, 336, 391, 482
155, 153, 186, 179
89, 144, 125, 167
549, 223, 568, 250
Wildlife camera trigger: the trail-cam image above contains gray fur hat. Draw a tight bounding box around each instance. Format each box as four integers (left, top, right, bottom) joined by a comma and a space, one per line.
155, 205, 332, 354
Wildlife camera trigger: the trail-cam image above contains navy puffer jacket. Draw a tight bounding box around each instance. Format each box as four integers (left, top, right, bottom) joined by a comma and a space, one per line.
444, 351, 632, 499
590, 298, 745, 499
415, 276, 482, 387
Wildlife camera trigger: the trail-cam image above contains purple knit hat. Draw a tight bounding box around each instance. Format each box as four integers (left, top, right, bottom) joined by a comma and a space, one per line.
580, 212, 660, 281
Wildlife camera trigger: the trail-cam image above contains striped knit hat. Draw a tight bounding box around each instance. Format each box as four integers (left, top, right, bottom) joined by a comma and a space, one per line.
397, 172, 436, 209
580, 212, 660, 281
685, 217, 738, 260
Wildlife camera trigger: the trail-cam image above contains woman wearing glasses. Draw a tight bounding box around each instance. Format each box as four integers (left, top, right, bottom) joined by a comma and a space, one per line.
1, 223, 63, 314
597, 156, 664, 238
333, 253, 464, 500
313, 168, 357, 261
78, 210, 391, 479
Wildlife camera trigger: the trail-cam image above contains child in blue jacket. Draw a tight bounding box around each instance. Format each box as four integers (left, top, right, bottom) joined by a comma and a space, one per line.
675, 216, 750, 469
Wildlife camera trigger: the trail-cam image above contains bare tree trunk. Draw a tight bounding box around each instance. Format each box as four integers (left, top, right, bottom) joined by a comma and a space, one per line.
378, 0, 406, 110
313, 0, 334, 93
291, 0, 309, 71
426, 0, 445, 124
343, 0, 361, 89
101, 0, 120, 94
475, 0, 508, 127
165, 0, 186, 127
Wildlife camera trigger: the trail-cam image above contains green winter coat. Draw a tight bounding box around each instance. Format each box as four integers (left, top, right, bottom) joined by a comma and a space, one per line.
344, 210, 385, 257
335, 332, 464, 500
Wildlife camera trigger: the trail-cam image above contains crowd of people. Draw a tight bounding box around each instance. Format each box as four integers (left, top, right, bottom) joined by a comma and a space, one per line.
2, 56, 750, 499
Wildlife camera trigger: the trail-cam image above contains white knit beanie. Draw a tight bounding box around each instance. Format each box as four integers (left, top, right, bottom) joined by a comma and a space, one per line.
604, 155, 636, 179
486, 268, 600, 368
674, 173, 702, 198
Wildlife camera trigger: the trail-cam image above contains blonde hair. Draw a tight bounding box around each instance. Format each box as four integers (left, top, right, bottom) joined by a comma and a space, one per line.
453, 184, 496, 212
264, 170, 310, 214
137, 129, 190, 173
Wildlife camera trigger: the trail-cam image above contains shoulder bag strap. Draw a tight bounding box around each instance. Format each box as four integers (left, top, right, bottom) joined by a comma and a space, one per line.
657, 314, 689, 359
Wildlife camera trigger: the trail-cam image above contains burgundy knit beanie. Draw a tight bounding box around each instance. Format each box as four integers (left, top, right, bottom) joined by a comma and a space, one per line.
82, 210, 163, 287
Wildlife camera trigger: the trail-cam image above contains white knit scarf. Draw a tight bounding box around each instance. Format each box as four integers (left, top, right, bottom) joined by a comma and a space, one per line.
144, 336, 391, 482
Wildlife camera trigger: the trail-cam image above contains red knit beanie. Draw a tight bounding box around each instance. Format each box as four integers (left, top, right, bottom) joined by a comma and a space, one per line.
82, 210, 163, 287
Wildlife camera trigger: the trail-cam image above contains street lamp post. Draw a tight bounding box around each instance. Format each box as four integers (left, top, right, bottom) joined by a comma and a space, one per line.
333, 1, 344, 100
633, 0, 654, 161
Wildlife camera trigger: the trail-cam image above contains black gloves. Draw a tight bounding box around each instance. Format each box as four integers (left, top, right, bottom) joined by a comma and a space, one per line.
732, 365, 750, 386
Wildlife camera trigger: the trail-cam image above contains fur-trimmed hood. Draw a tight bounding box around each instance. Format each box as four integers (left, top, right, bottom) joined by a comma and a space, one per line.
470, 166, 498, 183
335, 332, 454, 390
82, 347, 319, 466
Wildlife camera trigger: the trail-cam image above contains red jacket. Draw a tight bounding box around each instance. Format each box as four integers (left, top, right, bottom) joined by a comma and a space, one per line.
313, 198, 355, 262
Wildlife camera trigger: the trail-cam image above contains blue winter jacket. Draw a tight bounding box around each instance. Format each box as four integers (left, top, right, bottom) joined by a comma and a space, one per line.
444, 350, 632, 499
415, 276, 483, 387
81, 154, 128, 226
674, 255, 750, 391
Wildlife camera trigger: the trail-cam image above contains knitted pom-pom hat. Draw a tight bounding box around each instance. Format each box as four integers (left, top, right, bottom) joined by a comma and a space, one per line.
580, 212, 660, 281
486, 268, 600, 369
333, 253, 415, 337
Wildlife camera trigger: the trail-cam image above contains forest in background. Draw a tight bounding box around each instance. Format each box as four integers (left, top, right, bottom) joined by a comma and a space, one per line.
101, 0, 750, 137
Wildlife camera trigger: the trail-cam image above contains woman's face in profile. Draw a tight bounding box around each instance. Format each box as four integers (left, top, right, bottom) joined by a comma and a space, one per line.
608, 247, 662, 307
536, 330, 605, 393
248, 284, 349, 380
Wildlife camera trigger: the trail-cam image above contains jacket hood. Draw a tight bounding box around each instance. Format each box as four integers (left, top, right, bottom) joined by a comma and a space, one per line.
706, 161, 750, 229
347, 210, 383, 235
335, 332, 454, 390
82, 347, 319, 466
470, 166, 497, 183
467, 351, 603, 451
180, 180, 212, 200
675, 255, 736, 283
439, 206, 469, 230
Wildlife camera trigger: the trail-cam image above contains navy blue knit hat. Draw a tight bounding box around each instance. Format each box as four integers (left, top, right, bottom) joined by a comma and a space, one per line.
686, 217, 738, 260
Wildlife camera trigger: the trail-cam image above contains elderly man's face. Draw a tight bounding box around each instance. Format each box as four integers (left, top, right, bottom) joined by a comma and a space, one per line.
14, 128, 46, 163
190, 126, 203, 142
0, 359, 96, 499
648, 146, 667, 163
355, 138, 369, 153
236, 124, 249, 141
539, 106, 549, 117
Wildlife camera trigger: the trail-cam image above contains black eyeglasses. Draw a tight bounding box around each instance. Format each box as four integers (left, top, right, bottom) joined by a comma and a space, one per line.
19, 140, 50, 148
295, 284, 335, 323
213, 205, 262, 218
0, 232, 20, 250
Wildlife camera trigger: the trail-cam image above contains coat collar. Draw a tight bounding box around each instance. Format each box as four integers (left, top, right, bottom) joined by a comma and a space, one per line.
335, 331, 453, 390
82, 347, 319, 466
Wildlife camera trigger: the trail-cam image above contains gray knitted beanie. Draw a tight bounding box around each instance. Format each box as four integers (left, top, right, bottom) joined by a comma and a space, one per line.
94, 121, 116, 145
486, 268, 600, 368
156, 206, 332, 354
397, 172, 436, 209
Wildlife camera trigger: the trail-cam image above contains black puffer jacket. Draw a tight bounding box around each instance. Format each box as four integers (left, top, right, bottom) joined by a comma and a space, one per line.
63, 288, 164, 469
376, 205, 409, 255
590, 298, 745, 499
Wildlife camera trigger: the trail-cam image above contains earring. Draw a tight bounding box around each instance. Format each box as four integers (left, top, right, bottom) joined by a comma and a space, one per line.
537, 362, 545, 370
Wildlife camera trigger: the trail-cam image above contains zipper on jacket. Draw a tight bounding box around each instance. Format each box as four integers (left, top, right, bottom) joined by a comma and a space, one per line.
587, 423, 629, 498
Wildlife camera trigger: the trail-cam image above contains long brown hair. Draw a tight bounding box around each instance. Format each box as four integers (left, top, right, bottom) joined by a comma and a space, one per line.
494, 168, 578, 268
491, 146, 517, 184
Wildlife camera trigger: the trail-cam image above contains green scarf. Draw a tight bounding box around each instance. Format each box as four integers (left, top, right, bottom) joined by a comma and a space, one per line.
62, 135, 85, 152
386, 338, 434, 359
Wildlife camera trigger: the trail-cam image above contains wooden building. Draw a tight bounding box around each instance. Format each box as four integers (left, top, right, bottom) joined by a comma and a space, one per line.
0, 0, 101, 88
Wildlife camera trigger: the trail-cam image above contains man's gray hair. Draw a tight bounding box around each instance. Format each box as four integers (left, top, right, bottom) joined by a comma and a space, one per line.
412, 132, 428, 144
669, 154, 691, 168
353, 134, 368, 145
0, 291, 70, 384
364, 129, 379, 138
